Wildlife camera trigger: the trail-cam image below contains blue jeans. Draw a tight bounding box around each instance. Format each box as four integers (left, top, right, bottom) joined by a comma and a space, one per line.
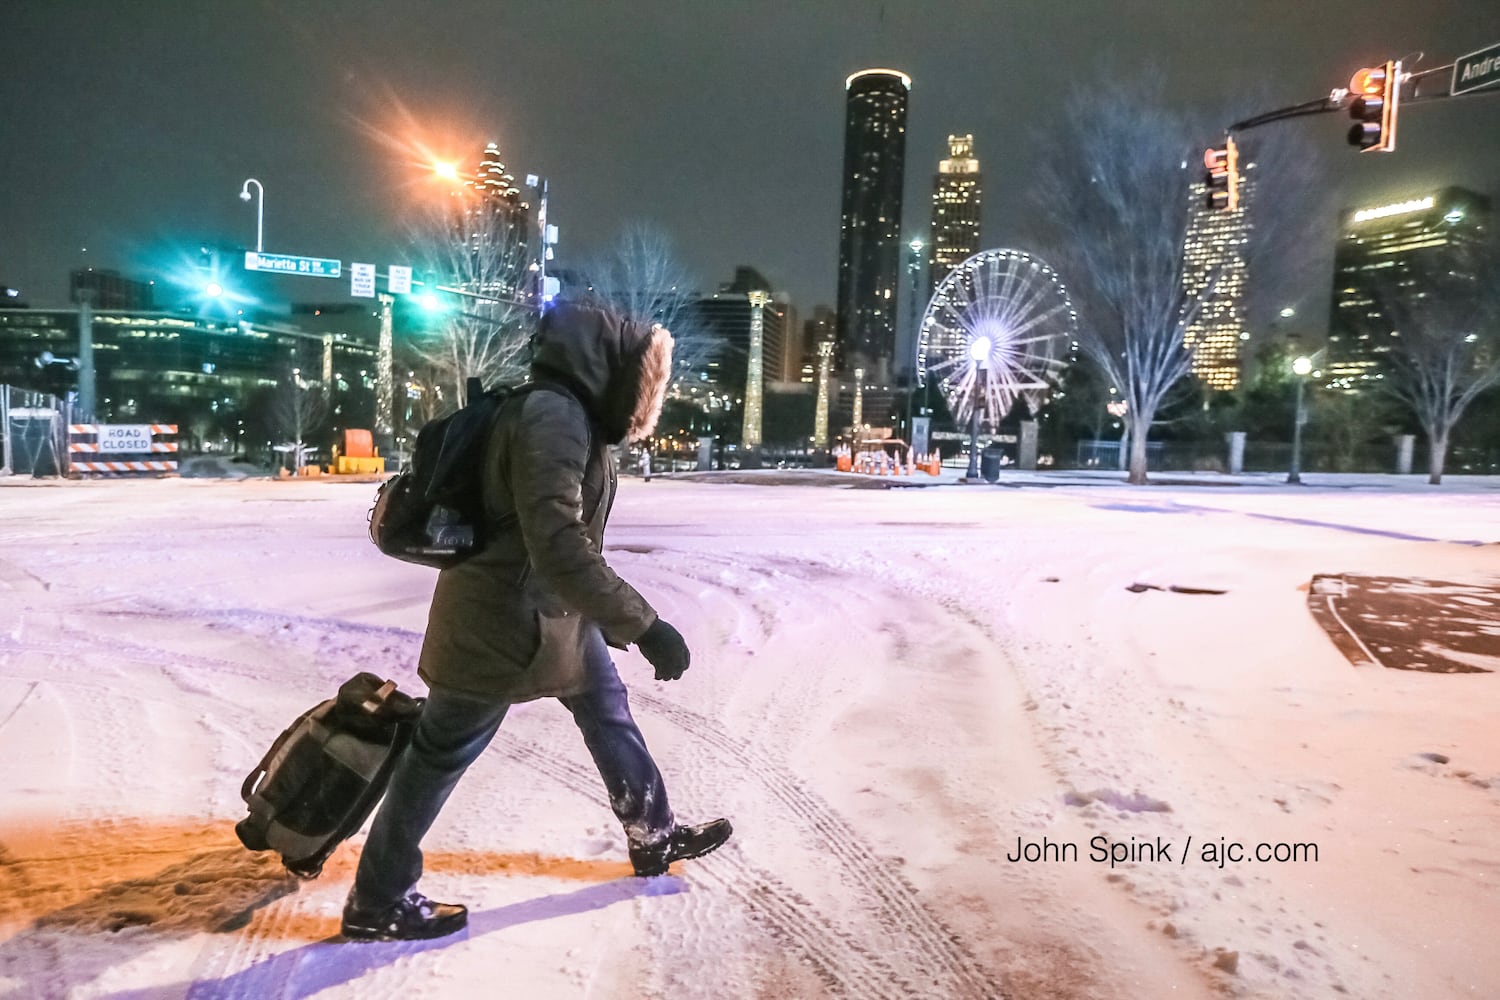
353, 628, 674, 907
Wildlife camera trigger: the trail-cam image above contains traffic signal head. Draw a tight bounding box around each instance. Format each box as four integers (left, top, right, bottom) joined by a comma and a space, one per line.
1348, 60, 1400, 152
1203, 136, 1240, 213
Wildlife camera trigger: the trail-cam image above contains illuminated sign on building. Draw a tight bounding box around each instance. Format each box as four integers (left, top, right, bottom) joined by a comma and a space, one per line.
1353, 196, 1436, 223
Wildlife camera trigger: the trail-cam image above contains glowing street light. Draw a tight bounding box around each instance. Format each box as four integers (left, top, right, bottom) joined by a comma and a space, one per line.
433, 161, 459, 182
239, 178, 264, 253
204, 281, 225, 298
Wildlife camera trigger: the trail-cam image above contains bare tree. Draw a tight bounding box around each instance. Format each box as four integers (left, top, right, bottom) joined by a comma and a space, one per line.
1377, 244, 1500, 484
1031, 82, 1218, 483
1032, 82, 1338, 479
582, 222, 718, 386
406, 190, 535, 411
267, 371, 328, 471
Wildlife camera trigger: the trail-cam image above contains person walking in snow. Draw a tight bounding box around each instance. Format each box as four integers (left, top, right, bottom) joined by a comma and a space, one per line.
342, 302, 733, 942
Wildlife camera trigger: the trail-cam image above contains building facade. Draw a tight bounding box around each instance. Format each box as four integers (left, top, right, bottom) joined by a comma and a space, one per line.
0, 308, 377, 451
928, 134, 982, 297
835, 68, 910, 383
691, 267, 791, 390
1327, 187, 1491, 390
798, 305, 836, 383
70, 269, 156, 310
1182, 166, 1256, 391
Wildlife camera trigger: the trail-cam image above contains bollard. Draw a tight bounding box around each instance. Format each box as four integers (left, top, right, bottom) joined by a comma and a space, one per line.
1227, 431, 1246, 475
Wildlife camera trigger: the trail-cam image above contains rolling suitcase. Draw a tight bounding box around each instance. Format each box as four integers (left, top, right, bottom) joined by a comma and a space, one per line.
235, 672, 423, 878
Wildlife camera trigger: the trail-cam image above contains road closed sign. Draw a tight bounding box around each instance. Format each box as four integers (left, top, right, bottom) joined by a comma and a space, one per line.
97, 425, 154, 452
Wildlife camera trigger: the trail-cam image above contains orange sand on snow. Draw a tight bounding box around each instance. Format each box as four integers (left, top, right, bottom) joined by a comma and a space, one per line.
0, 817, 632, 942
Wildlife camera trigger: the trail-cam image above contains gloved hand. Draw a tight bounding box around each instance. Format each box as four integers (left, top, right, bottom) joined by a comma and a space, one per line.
636, 618, 690, 681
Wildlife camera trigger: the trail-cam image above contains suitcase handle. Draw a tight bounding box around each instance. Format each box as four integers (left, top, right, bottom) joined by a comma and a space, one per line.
241, 705, 324, 803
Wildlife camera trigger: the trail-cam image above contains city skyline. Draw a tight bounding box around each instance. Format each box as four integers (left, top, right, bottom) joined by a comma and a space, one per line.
3, 3, 1499, 346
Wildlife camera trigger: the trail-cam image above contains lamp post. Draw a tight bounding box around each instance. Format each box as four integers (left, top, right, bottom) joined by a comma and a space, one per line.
1287, 355, 1313, 484
524, 173, 554, 309
965, 336, 991, 480
239, 179, 264, 253
904, 237, 924, 442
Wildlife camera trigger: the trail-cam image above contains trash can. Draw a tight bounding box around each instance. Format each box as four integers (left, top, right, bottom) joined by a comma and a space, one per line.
980, 444, 1003, 483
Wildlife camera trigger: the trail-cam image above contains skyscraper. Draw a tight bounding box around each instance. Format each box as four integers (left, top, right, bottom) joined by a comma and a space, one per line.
1182, 165, 1256, 391
450, 142, 531, 301
928, 134, 982, 297
1327, 187, 1491, 390
835, 68, 910, 382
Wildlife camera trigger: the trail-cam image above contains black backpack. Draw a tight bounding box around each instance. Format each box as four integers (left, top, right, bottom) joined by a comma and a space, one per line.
235, 672, 423, 879
368, 376, 576, 569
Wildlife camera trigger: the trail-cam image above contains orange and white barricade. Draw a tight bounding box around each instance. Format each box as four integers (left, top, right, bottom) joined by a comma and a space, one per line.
68, 424, 179, 474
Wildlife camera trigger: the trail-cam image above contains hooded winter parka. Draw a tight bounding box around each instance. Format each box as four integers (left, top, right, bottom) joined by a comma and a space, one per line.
416, 303, 674, 703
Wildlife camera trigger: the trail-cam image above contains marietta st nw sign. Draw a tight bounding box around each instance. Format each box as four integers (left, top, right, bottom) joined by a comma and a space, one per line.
243, 251, 342, 278
1453, 42, 1500, 97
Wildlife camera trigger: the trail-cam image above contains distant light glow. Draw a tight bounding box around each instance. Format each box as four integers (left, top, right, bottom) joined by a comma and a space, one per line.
1353, 196, 1434, 223
969, 336, 992, 361
204, 281, 224, 298
1292, 356, 1314, 376
434, 161, 459, 180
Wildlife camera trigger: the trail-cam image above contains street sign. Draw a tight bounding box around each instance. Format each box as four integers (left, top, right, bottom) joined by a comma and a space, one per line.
388, 265, 412, 295
1453, 42, 1500, 97
243, 251, 341, 278
351, 262, 376, 298
96, 425, 154, 453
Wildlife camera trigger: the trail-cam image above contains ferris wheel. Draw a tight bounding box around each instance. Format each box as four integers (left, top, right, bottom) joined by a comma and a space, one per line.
917, 249, 1077, 425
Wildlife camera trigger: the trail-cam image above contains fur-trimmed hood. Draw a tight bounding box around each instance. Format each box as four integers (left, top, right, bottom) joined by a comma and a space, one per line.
529, 302, 674, 444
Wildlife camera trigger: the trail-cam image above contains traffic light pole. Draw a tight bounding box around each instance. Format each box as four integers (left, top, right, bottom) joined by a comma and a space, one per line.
1224, 56, 1498, 140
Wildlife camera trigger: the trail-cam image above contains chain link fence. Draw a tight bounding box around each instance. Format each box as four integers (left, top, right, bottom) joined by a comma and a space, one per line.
0, 385, 71, 478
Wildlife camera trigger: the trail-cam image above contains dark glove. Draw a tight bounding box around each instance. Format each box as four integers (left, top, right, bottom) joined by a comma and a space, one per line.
636, 618, 690, 681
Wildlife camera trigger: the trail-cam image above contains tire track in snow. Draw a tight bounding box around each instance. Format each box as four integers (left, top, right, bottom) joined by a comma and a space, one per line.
495, 732, 925, 999
633, 688, 1002, 998
183, 887, 308, 1000
569, 548, 1004, 996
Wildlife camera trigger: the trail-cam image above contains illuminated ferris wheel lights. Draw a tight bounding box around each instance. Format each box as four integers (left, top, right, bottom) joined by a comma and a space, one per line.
969, 336, 993, 361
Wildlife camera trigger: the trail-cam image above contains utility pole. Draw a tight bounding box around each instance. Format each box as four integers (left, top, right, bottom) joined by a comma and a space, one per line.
74, 289, 96, 422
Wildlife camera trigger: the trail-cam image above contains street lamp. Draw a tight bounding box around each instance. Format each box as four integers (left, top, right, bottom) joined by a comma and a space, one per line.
904, 237, 925, 444
239, 179, 264, 253
965, 336, 991, 479
1288, 355, 1313, 484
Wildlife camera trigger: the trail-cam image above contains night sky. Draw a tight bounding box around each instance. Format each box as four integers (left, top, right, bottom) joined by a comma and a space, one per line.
4, 1, 1499, 345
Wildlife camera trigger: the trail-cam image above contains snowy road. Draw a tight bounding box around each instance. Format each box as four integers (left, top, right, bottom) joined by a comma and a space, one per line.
1, 475, 1498, 999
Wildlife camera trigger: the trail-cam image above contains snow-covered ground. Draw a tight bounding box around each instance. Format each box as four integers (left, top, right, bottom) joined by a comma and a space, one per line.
1, 473, 1497, 999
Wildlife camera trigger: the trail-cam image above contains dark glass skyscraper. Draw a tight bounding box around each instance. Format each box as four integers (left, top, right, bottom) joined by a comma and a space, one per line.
1327, 187, 1491, 390
835, 69, 910, 381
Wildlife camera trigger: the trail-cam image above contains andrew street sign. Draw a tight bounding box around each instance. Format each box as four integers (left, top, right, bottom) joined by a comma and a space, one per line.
1453, 42, 1500, 97
243, 251, 342, 278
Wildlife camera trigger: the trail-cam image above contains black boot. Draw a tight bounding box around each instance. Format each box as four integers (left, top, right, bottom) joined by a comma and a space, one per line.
341, 889, 468, 942
630, 818, 733, 877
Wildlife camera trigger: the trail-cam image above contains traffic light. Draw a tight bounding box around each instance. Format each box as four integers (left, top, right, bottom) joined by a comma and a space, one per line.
1203, 136, 1240, 213
1348, 60, 1401, 152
